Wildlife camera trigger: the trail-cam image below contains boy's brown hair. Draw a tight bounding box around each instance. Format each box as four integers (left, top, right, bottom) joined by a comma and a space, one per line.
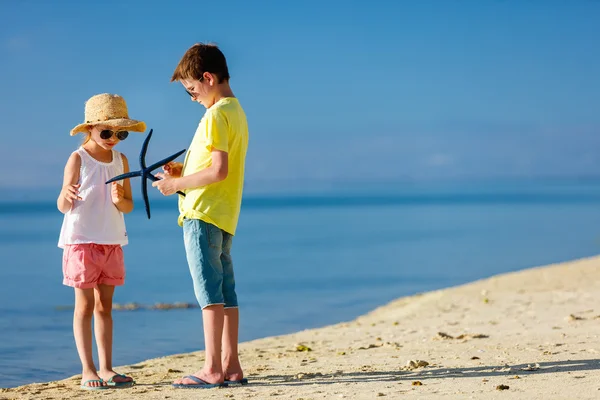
171, 43, 230, 83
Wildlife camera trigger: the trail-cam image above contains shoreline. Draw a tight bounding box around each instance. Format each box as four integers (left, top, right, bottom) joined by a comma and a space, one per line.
3, 255, 600, 399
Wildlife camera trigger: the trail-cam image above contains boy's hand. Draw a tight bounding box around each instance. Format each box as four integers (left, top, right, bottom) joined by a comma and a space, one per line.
153, 173, 179, 196
61, 183, 82, 204
111, 182, 125, 204
163, 162, 183, 178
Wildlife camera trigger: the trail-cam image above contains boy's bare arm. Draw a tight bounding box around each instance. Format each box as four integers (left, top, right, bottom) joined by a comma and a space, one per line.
57, 152, 82, 214
178, 150, 228, 189
153, 150, 228, 195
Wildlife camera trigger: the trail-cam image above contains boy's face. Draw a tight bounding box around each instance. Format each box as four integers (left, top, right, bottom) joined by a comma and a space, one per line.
181, 75, 218, 108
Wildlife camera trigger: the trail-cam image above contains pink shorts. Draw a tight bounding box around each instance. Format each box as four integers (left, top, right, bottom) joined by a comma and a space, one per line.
62, 244, 125, 289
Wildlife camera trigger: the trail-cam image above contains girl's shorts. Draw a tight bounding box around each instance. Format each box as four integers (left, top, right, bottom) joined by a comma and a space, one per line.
62, 244, 125, 289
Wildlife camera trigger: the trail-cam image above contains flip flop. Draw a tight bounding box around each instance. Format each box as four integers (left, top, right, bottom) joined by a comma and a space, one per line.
80, 379, 109, 390
104, 374, 135, 388
172, 375, 227, 389
225, 378, 248, 386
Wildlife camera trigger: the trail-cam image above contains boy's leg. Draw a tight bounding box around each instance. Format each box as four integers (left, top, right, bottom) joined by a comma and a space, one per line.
176, 219, 226, 385
73, 288, 104, 387
221, 232, 243, 381
201, 304, 225, 377
223, 308, 242, 380
94, 284, 133, 383
174, 305, 226, 385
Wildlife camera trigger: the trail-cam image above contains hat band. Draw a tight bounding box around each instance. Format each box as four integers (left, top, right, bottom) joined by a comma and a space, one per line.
86, 116, 129, 123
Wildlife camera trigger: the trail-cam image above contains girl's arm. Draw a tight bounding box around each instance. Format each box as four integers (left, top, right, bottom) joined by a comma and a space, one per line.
111, 154, 134, 213
57, 152, 81, 214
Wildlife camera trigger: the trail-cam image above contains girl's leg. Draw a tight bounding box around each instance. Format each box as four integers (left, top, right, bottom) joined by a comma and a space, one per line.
94, 284, 132, 383
73, 288, 105, 387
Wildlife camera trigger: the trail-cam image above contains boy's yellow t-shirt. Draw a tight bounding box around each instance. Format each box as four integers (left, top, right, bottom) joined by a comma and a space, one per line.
177, 97, 248, 235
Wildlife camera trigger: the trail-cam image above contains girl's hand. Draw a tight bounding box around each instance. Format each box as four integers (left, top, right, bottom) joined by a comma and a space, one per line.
111, 182, 125, 205
163, 162, 183, 178
61, 184, 82, 204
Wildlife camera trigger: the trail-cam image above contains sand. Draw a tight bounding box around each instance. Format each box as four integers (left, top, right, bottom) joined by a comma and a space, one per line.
3, 256, 600, 399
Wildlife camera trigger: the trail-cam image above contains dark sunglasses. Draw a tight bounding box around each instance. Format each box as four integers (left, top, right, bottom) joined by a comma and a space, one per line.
184, 77, 204, 98
100, 130, 129, 140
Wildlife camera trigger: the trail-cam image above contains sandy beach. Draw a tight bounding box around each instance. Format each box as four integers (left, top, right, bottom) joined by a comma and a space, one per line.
3, 256, 600, 400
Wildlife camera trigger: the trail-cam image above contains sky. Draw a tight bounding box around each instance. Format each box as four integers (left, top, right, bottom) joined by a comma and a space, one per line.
1, 0, 599, 196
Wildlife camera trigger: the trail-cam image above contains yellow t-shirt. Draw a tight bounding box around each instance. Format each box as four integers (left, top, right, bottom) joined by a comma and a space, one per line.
177, 97, 248, 235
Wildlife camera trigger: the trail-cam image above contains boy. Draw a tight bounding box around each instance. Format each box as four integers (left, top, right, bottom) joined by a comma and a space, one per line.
153, 43, 249, 388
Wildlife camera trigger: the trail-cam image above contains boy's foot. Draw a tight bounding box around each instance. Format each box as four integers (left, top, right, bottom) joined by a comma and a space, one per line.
172, 375, 227, 389
224, 362, 246, 384
224, 369, 246, 385
225, 377, 248, 385
173, 369, 224, 386
99, 370, 134, 387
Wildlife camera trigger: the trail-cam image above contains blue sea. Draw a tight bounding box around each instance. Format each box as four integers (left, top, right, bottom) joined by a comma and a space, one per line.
1, 180, 600, 388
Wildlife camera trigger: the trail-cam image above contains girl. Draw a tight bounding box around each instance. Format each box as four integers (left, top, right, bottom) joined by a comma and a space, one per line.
57, 93, 145, 390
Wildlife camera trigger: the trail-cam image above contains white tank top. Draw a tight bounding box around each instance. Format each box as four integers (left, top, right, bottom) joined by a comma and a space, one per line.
58, 147, 128, 248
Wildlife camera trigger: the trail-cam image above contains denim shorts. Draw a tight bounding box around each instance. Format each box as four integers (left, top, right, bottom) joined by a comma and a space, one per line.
183, 218, 238, 309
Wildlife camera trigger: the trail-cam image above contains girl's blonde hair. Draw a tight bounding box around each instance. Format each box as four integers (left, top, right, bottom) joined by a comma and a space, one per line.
82, 132, 92, 145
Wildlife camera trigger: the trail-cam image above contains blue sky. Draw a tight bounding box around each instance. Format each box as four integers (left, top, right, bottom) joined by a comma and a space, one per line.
1, 0, 599, 195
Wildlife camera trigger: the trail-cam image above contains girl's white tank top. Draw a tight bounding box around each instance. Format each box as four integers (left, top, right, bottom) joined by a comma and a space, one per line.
58, 147, 128, 248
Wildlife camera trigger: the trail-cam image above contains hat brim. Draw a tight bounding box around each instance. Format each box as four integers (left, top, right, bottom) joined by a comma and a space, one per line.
70, 119, 147, 136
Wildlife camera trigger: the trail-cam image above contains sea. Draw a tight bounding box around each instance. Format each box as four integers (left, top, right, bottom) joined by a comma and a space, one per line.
1, 179, 600, 388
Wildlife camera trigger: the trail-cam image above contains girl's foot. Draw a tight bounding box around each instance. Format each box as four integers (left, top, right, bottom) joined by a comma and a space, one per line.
98, 369, 134, 386
81, 371, 107, 389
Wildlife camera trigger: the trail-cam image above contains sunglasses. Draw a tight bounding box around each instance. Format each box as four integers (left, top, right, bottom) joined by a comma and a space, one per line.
100, 130, 129, 141
184, 77, 204, 98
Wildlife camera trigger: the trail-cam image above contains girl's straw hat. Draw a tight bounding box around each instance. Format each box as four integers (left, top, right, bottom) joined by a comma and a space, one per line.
70, 93, 146, 136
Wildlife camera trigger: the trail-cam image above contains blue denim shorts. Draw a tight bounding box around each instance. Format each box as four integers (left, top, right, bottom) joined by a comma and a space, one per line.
183, 218, 238, 309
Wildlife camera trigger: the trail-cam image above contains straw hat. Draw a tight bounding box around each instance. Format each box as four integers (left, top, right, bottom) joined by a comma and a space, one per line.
70, 93, 146, 136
